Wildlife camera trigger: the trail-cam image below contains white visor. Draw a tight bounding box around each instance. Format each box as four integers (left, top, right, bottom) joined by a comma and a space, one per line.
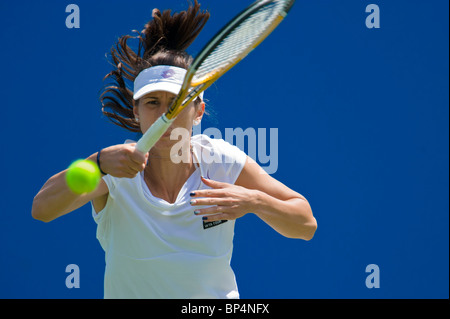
133, 65, 204, 101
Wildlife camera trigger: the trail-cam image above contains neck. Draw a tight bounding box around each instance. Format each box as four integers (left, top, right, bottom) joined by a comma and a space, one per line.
143, 143, 196, 203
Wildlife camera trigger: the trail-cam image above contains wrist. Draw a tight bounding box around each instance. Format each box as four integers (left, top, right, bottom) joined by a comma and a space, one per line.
96, 150, 107, 176
250, 189, 268, 215
87, 152, 106, 176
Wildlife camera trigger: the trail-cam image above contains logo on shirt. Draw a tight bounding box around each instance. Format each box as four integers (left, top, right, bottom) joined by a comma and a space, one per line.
203, 220, 228, 230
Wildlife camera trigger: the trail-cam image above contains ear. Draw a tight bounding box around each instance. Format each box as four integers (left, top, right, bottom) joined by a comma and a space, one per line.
194, 101, 205, 123
133, 99, 140, 119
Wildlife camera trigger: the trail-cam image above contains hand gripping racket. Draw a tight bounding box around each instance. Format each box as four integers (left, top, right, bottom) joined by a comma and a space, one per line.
135, 0, 296, 153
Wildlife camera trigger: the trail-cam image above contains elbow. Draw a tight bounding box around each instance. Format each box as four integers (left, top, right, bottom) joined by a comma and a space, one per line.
295, 200, 317, 241
289, 218, 317, 241
303, 217, 318, 241
32, 196, 52, 223
32, 210, 52, 223
302, 221, 317, 241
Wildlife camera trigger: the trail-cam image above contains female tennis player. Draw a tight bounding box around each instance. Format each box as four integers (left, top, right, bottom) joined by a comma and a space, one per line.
32, 1, 317, 299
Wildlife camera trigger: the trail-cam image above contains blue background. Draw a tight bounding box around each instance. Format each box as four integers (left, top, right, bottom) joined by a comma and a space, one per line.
0, 0, 448, 299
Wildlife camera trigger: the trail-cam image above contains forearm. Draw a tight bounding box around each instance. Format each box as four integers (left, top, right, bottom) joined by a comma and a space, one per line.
32, 153, 99, 222
253, 190, 317, 240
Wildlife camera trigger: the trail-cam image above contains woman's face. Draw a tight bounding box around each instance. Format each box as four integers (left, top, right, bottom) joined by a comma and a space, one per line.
134, 91, 204, 152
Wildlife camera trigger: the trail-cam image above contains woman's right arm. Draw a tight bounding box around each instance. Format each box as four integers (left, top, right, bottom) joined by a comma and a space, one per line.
32, 144, 148, 223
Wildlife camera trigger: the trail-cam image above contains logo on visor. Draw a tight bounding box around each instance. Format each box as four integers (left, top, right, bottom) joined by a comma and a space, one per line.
161, 69, 175, 79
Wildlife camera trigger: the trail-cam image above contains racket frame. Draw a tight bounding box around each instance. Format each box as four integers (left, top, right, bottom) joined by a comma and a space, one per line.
136, 0, 295, 153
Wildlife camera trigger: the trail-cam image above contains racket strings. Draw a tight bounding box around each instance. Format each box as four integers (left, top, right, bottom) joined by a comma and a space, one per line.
193, 1, 285, 83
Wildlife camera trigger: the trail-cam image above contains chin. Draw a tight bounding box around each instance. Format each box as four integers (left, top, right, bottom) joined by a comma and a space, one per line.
152, 136, 179, 150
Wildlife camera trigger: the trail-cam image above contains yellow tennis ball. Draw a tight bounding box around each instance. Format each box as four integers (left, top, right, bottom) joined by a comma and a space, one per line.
66, 159, 101, 194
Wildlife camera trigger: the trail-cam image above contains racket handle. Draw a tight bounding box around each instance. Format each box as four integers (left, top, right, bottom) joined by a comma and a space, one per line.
136, 114, 174, 153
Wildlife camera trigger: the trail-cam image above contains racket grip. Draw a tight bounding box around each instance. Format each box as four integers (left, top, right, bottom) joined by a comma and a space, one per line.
136, 114, 174, 153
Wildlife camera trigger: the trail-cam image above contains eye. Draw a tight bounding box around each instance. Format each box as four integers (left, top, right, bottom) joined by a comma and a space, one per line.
145, 99, 159, 106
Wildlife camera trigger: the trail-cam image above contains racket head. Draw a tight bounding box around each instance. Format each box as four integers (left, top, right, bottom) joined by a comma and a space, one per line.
165, 0, 295, 119
191, 0, 295, 85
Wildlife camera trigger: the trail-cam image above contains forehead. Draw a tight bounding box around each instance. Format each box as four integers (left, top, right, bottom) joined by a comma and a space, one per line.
141, 91, 176, 99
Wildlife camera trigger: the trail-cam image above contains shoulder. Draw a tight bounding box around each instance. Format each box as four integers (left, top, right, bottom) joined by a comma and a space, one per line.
191, 134, 248, 184
191, 134, 246, 160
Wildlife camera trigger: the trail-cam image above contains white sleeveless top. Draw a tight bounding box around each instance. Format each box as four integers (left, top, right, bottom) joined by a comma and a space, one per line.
92, 135, 247, 299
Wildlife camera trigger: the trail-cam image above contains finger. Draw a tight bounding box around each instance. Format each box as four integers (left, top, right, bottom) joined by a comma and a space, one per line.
190, 188, 227, 198
202, 213, 233, 222
201, 176, 230, 189
194, 205, 227, 216
128, 149, 148, 170
190, 197, 234, 207
124, 154, 146, 172
119, 156, 143, 174
115, 169, 139, 179
120, 156, 142, 177
121, 166, 140, 178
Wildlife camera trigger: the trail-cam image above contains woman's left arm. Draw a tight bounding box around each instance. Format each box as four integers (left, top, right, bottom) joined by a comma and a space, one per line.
191, 157, 317, 240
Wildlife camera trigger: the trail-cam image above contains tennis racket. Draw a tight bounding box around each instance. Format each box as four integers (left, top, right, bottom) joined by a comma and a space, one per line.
135, 0, 295, 153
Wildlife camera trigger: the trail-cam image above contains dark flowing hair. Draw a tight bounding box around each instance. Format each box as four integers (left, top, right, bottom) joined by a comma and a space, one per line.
100, 1, 210, 132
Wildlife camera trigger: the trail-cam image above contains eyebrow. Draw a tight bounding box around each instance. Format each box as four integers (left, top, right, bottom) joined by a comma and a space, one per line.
142, 95, 176, 101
